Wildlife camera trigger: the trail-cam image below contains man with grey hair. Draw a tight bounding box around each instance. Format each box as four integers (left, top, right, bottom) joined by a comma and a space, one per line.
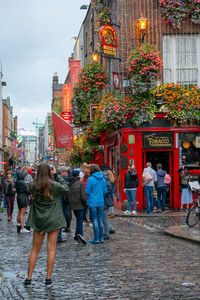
57, 166, 71, 243
142, 162, 157, 214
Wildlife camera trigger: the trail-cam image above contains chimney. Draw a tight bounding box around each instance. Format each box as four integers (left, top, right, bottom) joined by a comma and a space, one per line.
14, 116, 18, 131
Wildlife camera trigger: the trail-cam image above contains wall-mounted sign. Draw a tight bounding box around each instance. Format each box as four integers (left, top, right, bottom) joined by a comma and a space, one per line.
113, 73, 120, 89
100, 25, 117, 56
61, 111, 72, 124
143, 132, 174, 148
128, 135, 135, 144
90, 104, 99, 121
63, 84, 71, 111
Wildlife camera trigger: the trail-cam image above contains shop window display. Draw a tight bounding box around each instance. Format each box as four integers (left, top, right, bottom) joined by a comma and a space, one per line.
180, 133, 200, 166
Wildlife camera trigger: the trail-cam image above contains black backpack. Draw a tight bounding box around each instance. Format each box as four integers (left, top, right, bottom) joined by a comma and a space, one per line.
102, 171, 113, 208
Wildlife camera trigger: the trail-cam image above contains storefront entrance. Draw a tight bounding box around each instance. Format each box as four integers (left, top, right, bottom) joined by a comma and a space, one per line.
146, 151, 169, 173
144, 151, 173, 208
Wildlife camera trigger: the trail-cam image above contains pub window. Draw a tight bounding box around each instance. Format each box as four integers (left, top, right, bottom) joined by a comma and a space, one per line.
179, 133, 200, 167
163, 35, 200, 86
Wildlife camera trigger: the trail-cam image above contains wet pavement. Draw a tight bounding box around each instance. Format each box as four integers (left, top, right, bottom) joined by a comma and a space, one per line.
0, 206, 200, 299
164, 225, 200, 243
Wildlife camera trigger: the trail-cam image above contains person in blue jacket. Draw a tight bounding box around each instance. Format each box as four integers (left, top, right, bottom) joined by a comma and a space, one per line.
86, 164, 107, 244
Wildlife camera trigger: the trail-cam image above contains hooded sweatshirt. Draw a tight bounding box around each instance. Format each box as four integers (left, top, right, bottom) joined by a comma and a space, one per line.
156, 169, 167, 188
86, 172, 107, 208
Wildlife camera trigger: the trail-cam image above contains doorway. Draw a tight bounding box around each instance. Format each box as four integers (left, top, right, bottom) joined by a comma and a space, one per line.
146, 151, 169, 173
144, 151, 173, 208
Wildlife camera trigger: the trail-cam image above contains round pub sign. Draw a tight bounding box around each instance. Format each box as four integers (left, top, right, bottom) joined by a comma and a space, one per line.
100, 25, 118, 56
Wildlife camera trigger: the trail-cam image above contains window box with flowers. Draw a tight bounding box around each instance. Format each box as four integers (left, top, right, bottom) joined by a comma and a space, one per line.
160, 0, 200, 28
127, 43, 163, 94
158, 83, 200, 124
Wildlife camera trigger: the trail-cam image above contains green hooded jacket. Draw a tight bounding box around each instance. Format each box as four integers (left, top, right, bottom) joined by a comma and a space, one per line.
27, 175, 69, 232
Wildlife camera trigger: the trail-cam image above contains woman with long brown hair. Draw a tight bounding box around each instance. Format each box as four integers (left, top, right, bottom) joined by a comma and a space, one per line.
24, 163, 69, 287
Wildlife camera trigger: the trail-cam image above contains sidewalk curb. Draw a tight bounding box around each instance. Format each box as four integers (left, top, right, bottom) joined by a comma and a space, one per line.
114, 213, 187, 218
164, 225, 200, 244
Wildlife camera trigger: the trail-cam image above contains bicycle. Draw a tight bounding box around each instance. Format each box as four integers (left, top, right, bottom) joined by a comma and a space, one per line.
186, 182, 200, 227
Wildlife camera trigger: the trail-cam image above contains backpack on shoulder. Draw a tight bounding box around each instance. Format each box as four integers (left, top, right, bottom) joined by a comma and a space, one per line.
164, 173, 171, 184
143, 170, 153, 184
102, 171, 113, 208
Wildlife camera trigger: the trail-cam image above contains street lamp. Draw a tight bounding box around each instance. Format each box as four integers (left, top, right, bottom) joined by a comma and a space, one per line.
80, 5, 89, 9
92, 53, 99, 62
138, 16, 147, 43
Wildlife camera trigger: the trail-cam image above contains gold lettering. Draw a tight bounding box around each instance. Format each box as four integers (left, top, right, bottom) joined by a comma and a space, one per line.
145, 134, 172, 147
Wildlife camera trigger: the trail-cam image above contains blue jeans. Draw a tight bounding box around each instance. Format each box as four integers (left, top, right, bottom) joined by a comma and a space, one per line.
144, 186, 154, 213
89, 207, 104, 242
125, 189, 137, 211
156, 187, 167, 211
73, 210, 84, 241
83, 205, 92, 222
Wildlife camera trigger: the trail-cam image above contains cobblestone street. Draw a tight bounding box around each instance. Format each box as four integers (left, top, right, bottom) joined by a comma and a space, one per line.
0, 208, 200, 300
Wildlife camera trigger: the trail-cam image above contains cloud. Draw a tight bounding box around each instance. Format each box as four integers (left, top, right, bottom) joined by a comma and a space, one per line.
0, 0, 90, 130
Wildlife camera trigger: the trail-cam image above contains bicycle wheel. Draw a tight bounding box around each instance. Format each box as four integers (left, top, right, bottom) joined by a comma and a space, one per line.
186, 202, 199, 227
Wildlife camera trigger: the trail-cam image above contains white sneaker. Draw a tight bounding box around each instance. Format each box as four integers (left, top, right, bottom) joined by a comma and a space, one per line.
123, 210, 131, 215
83, 221, 86, 226
20, 228, 31, 233
89, 222, 93, 227
132, 210, 137, 215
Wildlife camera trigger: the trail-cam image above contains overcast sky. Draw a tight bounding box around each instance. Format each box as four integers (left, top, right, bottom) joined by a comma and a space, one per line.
0, 0, 90, 133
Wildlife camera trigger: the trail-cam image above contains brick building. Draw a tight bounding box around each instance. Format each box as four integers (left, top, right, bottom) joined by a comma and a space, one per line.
80, 1, 200, 210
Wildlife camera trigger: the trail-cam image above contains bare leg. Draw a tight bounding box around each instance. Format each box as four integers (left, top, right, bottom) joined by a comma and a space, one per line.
20, 207, 27, 230
27, 230, 45, 280
17, 209, 21, 223
46, 230, 59, 280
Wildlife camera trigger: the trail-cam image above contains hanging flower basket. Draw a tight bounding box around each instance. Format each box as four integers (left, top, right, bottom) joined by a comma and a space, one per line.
127, 43, 163, 93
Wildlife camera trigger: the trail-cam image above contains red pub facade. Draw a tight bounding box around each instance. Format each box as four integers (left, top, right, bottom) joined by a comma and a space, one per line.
100, 114, 200, 210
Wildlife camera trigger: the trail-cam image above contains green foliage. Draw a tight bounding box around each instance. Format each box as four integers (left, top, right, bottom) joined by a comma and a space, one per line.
72, 62, 108, 122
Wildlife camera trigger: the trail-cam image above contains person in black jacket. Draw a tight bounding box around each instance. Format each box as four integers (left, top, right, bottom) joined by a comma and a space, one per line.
68, 169, 87, 245
124, 163, 139, 215
16, 171, 30, 233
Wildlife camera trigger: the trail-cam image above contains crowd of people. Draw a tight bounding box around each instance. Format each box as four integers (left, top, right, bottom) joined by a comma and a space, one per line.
0, 160, 193, 287
0, 162, 116, 287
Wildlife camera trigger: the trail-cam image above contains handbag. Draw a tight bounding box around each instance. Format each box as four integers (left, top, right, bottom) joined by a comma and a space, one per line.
188, 181, 200, 192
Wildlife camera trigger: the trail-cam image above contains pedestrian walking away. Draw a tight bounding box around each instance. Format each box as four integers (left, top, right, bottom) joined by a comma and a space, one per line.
80, 163, 91, 224
142, 162, 157, 214
57, 166, 72, 243
23, 163, 69, 287
86, 164, 107, 244
155, 163, 169, 212
15, 171, 30, 233
68, 169, 87, 245
101, 167, 115, 240
124, 163, 139, 215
